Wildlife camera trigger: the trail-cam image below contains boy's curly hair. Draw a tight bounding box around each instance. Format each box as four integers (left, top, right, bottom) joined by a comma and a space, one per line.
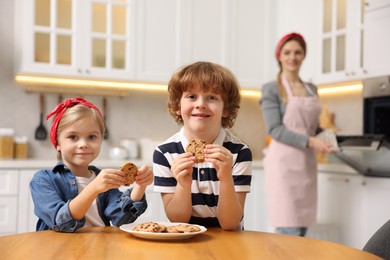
167, 61, 241, 129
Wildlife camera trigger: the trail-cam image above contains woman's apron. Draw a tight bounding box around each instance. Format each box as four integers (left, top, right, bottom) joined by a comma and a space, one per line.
264, 75, 321, 227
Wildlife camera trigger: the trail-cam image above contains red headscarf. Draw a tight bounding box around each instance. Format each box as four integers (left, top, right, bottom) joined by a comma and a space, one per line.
46, 97, 104, 148
275, 32, 306, 60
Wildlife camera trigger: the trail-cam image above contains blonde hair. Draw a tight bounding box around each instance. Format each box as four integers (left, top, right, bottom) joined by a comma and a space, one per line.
167, 61, 241, 128
55, 105, 104, 160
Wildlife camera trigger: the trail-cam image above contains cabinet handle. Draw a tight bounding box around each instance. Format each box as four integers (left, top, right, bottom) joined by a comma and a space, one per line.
345, 72, 350, 76
85, 69, 90, 74
351, 71, 355, 76
327, 177, 349, 183
77, 68, 82, 73
362, 181, 367, 186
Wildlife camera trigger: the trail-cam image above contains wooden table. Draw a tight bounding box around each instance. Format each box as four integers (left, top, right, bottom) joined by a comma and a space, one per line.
0, 227, 381, 260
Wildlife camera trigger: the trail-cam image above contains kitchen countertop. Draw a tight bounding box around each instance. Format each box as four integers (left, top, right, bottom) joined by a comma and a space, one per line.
0, 159, 358, 175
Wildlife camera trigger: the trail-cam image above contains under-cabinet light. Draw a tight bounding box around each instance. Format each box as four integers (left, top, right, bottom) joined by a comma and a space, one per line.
15, 75, 168, 91
318, 83, 362, 95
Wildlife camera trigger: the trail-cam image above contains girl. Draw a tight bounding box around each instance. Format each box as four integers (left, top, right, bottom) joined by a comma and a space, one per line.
30, 97, 153, 232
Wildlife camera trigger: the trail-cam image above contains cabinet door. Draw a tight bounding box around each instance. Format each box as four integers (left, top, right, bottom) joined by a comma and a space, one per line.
361, 177, 390, 249
317, 0, 367, 84
18, 170, 39, 233
81, 0, 135, 80
317, 173, 364, 248
17, 0, 136, 80
243, 168, 271, 232
18, 0, 77, 76
363, 4, 390, 78
0, 170, 19, 234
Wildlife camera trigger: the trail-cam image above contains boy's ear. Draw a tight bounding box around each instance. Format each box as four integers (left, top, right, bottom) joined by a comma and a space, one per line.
56, 145, 61, 152
222, 109, 229, 117
176, 110, 181, 115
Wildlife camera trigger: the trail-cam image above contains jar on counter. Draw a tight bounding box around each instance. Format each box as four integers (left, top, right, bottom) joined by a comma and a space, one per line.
14, 136, 28, 159
0, 128, 15, 159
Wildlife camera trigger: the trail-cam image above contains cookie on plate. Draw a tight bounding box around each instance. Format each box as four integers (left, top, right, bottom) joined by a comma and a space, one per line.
133, 222, 161, 232
186, 139, 206, 163
175, 224, 201, 233
120, 162, 138, 186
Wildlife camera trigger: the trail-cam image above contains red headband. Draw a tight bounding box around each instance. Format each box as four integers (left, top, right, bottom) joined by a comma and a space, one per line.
275, 32, 306, 60
46, 97, 104, 148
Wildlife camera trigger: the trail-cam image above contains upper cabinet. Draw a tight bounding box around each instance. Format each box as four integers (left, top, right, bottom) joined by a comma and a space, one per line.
316, 0, 367, 85
15, 0, 270, 89
363, 0, 390, 78
16, 0, 139, 81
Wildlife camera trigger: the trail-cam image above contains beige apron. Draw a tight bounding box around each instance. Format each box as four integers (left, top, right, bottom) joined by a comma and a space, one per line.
264, 75, 321, 227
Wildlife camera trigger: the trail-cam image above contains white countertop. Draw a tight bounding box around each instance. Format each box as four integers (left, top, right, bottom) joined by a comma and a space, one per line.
0, 159, 358, 175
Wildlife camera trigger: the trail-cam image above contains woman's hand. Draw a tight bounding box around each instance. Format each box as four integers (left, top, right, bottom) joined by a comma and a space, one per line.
308, 136, 335, 153
171, 152, 195, 188
204, 144, 233, 182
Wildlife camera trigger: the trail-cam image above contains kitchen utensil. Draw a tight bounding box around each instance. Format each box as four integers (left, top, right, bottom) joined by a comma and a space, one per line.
109, 146, 127, 160
102, 97, 109, 140
120, 138, 139, 159
34, 94, 48, 141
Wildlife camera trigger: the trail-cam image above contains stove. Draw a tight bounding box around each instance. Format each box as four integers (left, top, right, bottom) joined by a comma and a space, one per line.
335, 135, 390, 177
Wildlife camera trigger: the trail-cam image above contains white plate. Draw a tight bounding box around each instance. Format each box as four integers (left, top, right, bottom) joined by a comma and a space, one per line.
119, 222, 207, 241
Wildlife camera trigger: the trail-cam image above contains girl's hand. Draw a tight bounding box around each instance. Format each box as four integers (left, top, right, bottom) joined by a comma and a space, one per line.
134, 165, 154, 187
204, 144, 233, 182
92, 169, 125, 193
171, 152, 195, 188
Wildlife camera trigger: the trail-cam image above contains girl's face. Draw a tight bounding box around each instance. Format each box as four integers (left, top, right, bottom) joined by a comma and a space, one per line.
177, 86, 228, 140
56, 115, 102, 170
279, 40, 305, 73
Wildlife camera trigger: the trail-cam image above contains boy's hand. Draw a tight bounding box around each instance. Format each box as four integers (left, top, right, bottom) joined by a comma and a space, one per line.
204, 144, 233, 181
171, 152, 195, 187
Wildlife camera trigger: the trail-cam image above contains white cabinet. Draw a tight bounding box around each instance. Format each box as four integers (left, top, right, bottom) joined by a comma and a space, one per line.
244, 167, 272, 232
317, 173, 364, 247
0, 170, 19, 235
16, 0, 137, 81
18, 170, 39, 233
15, 0, 269, 88
361, 177, 390, 248
316, 0, 367, 84
363, 1, 390, 78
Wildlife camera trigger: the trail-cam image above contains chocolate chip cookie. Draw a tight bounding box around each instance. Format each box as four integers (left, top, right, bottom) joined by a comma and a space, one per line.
186, 139, 206, 163
120, 162, 138, 186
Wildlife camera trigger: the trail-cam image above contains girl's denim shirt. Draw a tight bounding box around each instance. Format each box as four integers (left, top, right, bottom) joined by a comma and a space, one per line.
30, 162, 148, 232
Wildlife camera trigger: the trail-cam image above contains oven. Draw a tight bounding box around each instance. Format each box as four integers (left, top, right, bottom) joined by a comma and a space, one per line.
363, 76, 390, 139
334, 76, 390, 177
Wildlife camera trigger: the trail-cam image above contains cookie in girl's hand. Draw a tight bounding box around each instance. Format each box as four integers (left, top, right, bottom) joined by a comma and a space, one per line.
120, 162, 138, 186
186, 139, 206, 163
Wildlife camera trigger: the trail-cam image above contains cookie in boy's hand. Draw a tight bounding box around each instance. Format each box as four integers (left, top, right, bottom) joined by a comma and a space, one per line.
120, 162, 138, 186
186, 139, 206, 163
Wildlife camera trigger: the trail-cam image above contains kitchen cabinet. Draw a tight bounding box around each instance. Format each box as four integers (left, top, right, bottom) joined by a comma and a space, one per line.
15, 0, 270, 89
243, 167, 272, 232
317, 173, 364, 247
16, 0, 137, 81
363, 1, 390, 78
0, 170, 19, 235
315, 0, 367, 84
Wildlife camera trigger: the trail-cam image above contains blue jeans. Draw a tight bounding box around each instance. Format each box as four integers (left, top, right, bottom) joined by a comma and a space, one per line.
275, 227, 308, 237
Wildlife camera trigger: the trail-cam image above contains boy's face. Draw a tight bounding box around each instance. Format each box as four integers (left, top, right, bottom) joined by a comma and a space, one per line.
56, 115, 102, 170
177, 86, 228, 140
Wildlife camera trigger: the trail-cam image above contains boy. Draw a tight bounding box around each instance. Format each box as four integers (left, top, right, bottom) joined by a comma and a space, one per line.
153, 61, 252, 230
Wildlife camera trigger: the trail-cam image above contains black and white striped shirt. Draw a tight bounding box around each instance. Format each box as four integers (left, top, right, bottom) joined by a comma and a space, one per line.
153, 127, 252, 227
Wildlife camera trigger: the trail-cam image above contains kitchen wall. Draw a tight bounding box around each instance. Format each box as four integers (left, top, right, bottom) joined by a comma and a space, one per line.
0, 0, 363, 161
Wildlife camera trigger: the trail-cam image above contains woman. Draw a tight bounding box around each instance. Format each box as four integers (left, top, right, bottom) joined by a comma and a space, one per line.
260, 33, 333, 237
